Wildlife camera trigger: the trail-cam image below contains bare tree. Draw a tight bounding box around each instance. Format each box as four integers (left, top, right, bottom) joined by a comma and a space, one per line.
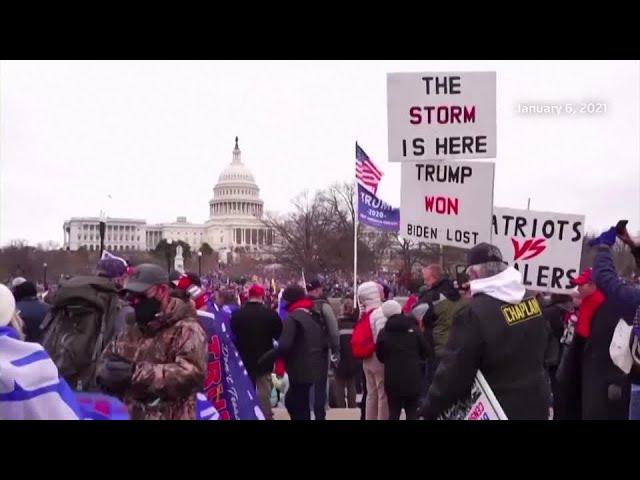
261, 185, 385, 276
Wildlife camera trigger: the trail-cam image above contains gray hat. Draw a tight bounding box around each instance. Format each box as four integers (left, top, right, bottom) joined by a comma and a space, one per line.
466, 242, 506, 268
124, 263, 169, 293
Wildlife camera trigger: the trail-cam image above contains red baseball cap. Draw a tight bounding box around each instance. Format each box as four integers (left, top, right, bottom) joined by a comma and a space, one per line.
248, 284, 265, 298
570, 268, 593, 286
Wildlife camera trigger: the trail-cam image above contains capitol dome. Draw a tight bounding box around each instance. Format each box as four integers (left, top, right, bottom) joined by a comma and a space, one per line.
209, 137, 264, 219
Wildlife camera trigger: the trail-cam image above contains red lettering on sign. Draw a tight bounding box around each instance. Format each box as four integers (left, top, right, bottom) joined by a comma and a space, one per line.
468, 402, 485, 420
512, 238, 546, 261
425, 196, 459, 215
208, 335, 221, 358
208, 360, 222, 384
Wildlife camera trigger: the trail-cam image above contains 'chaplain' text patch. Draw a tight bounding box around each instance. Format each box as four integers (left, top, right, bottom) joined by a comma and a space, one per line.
500, 297, 542, 326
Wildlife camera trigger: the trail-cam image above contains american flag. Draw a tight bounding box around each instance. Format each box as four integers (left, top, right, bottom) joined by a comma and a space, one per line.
356, 143, 383, 194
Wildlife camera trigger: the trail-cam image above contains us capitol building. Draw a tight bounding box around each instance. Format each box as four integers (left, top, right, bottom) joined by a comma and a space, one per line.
62, 138, 273, 264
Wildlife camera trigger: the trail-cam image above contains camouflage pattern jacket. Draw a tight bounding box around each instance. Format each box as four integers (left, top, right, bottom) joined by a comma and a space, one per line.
99, 298, 207, 420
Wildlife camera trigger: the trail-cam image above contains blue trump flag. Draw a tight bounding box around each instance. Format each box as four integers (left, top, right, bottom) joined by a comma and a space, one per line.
357, 183, 400, 232
197, 309, 265, 420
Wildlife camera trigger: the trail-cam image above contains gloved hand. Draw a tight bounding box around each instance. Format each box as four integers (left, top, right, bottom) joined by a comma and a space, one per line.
330, 353, 340, 368
588, 226, 617, 248
608, 384, 622, 401
97, 356, 134, 393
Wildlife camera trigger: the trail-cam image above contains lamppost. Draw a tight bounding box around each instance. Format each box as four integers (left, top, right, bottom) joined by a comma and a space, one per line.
99, 210, 106, 258
198, 251, 203, 277
165, 239, 173, 274
43, 262, 48, 290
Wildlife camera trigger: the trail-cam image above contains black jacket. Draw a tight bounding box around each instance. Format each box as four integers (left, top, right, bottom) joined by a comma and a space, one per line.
336, 313, 360, 379
376, 314, 428, 398
230, 301, 282, 381
581, 300, 631, 420
542, 303, 570, 368
259, 307, 326, 385
423, 293, 551, 420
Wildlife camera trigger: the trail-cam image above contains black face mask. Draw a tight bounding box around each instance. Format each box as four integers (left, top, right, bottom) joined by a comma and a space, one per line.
133, 297, 162, 325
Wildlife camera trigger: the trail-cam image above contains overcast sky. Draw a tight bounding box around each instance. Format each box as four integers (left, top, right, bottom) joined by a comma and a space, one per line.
1, 60, 638, 246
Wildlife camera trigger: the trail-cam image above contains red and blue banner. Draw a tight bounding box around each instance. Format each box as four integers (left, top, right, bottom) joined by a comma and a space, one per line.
197, 310, 265, 420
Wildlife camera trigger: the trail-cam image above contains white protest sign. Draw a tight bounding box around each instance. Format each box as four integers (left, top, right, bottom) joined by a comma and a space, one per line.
492, 207, 585, 294
387, 71, 496, 162
438, 371, 507, 420
400, 160, 494, 248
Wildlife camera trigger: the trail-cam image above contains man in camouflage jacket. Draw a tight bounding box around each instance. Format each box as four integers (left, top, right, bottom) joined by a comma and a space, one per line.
96, 264, 207, 420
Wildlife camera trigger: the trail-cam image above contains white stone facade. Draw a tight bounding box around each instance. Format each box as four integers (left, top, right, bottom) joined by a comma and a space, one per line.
63, 218, 147, 253
62, 138, 272, 263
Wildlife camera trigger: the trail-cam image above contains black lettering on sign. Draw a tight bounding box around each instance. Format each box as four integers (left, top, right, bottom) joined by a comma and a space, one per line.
500, 297, 542, 326
421, 76, 462, 95
434, 136, 486, 155
403, 138, 426, 157
542, 220, 555, 239
550, 267, 565, 289
571, 222, 583, 242
557, 220, 569, 241
537, 266, 550, 287
513, 263, 532, 286
407, 224, 438, 240
565, 269, 577, 287
514, 217, 527, 237
418, 164, 473, 184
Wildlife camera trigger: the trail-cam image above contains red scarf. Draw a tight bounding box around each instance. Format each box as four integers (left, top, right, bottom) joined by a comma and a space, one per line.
575, 289, 605, 338
274, 298, 314, 379
402, 294, 418, 314
286, 298, 314, 313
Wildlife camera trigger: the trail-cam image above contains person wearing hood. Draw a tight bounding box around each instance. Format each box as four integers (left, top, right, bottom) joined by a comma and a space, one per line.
96, 264, 207, 420
376, 300, 427, 420
258, 285, 325, 420
12, 279, 50, 343
419, 243, 551, 420
357, 281, 389, 420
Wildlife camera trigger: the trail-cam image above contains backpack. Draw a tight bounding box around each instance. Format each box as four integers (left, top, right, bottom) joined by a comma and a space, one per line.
351, 310, 375, 360
311, 299, 330, 347
41, 275, 123, 392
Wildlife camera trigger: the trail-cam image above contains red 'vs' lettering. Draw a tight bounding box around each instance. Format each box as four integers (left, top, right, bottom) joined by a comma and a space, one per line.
512, 238, 546, 261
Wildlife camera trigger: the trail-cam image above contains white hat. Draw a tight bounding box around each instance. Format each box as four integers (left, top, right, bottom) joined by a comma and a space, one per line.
381, 299, 402, 319
11, 277, 27, 289
0, 284, 16, 327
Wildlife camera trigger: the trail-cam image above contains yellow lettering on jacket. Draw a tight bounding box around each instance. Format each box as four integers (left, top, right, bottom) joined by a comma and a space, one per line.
500, 297, 542, 326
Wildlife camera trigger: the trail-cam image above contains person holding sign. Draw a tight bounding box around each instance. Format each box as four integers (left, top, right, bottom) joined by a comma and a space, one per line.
419, 243, 551, 420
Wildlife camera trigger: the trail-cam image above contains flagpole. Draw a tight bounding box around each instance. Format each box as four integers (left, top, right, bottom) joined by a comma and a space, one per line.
353, 142, 358, 307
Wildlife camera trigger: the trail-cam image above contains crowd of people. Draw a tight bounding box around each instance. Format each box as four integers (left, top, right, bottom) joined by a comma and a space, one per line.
1, 222, 640, 420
